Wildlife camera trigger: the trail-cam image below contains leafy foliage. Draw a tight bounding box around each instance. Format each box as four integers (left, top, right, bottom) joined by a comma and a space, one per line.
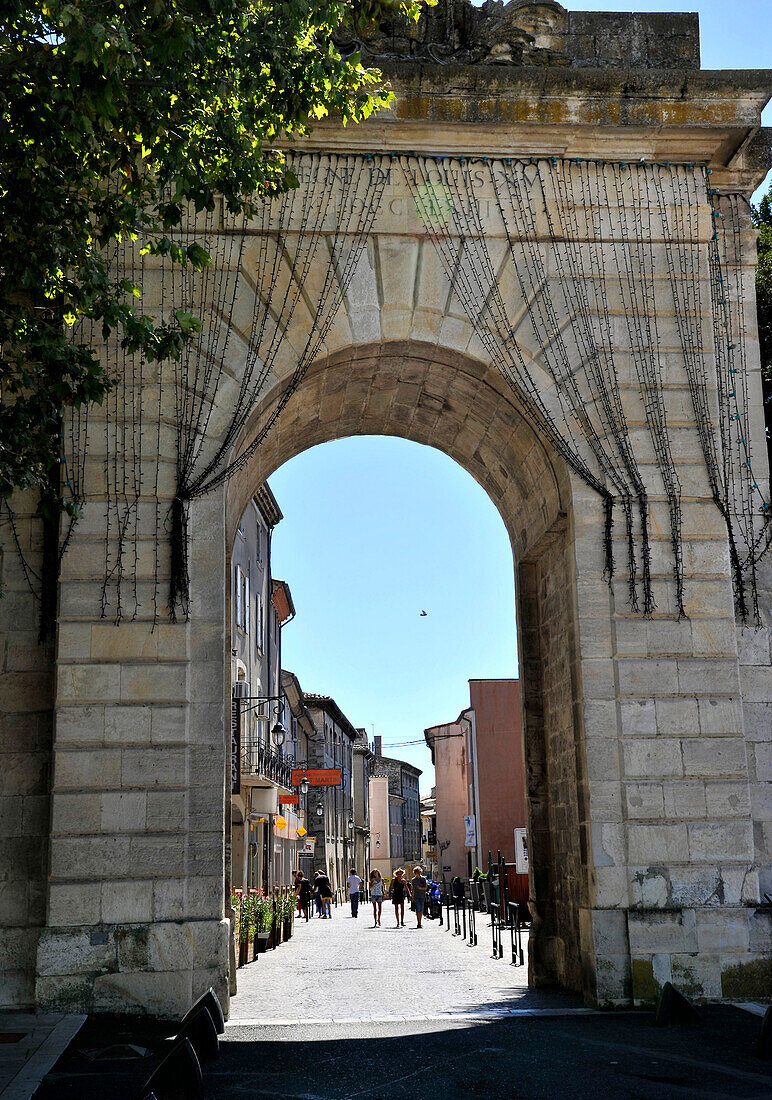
0, 0, 427, 514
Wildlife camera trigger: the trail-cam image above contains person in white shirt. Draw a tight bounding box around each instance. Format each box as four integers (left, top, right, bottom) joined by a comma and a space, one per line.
346, 868, 363, 917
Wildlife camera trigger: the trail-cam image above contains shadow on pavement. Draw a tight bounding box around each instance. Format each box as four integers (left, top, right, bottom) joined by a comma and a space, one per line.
35, 1005, 771, 1100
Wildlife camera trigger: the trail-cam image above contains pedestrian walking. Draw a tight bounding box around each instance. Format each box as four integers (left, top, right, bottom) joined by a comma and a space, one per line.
313, 871, 324, 917
369, 869, 384, 927
294, 870, 312, 920
390, 867, 409, 927
317, 870, 333, 918
346, 868, 363, 917
411, 865, 428, 929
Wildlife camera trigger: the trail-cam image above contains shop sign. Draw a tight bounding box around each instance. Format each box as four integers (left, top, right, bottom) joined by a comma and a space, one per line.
426, 849, 437, 859
279, 793, 299, 805
464, 814, 476, 848
231, 699, 241, 794
514, 828, 529, 874
297, 826, 307, 838
292, 768, 342, 787
298, 836, 316, 856
275, 815, 288, 831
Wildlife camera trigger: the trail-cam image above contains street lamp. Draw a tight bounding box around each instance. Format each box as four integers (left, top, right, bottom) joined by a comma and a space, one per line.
271, 721, 286, 748
347, 816, 355, 833
315, 802, 324, 819
299, 776, 309, 796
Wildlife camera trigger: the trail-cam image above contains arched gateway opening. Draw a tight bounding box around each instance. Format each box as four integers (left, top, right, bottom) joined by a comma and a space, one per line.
224, 340, 587, 997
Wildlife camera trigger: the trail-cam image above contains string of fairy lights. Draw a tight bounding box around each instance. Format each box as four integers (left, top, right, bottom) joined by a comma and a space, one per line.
5, 152, 767, 627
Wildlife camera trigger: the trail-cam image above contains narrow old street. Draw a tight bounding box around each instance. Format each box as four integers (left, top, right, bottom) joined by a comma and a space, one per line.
228, 902, 558, 1025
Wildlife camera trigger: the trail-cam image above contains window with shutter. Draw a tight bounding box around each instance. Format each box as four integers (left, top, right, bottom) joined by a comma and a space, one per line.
235, 565, 243, 630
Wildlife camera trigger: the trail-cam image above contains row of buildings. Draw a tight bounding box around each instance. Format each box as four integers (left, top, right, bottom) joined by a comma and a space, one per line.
230, 484, 423, 897
422, 679, 530, 902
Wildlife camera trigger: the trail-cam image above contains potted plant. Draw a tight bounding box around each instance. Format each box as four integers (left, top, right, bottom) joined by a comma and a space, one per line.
255, 896, 272, 954
269, 888, 282, 946
231, 889, 244, 966
282, 894, 294, 942
241, 891, 259, 963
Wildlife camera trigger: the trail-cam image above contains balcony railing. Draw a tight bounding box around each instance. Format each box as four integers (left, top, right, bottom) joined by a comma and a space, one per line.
242, 741, 293, 790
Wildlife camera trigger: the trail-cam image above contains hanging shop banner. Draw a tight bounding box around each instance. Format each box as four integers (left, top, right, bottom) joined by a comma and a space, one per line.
275, 815, 288, 831
464, 814, 477, 848
279, 793, 299, 805
298, 836, 316, 856
297, 826, 307, 838
514, 828, 529, 875
231, 699, 241, 795
292, 768, 342, 787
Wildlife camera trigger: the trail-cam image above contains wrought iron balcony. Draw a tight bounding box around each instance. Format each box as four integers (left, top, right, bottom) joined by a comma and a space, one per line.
242, 740, 293, 790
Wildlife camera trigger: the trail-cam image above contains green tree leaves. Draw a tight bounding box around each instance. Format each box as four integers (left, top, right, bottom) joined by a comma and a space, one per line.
0, 0, 429, 514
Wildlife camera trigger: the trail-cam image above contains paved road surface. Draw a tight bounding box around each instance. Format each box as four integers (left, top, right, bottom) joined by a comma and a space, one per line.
229, 901, 557, 1024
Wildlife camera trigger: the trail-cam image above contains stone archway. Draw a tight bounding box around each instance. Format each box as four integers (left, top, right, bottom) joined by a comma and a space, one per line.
225, 339, 587, 994
2, 2, 770, 1019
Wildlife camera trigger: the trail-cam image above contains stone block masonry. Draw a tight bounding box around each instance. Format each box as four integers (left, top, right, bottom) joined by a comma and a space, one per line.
0, 2, 770, 1015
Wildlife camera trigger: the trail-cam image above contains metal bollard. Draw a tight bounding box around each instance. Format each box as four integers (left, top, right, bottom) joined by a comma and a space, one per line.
461, 898, 467, 941
467, 899, 477, 946
508, 902, 523, 966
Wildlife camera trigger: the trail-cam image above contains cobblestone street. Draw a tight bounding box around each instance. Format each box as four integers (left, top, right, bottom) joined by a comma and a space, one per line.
229, 903, 573, 1024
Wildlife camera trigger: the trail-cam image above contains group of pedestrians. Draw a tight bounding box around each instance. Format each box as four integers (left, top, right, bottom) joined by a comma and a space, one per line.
367, 865, 428, 928
294, 864, 429, 929
293, 869, 333, 919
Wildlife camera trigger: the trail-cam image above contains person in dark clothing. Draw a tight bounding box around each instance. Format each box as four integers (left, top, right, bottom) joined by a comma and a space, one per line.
316, 871, 333, 918
294, 870, 312, 919
389, 867, 410, 927
451, 875, 465, 903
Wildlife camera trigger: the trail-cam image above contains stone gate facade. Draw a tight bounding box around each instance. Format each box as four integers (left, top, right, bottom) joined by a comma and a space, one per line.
1, 2, 771, 1016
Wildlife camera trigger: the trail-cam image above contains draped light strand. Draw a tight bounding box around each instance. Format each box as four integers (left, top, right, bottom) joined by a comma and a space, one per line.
6, 153, 765, 626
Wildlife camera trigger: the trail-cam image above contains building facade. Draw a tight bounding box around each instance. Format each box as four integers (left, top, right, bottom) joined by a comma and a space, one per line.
231, 487, 299, 896
305, 695, 358, 894
352, 729, 373, 883
420, 791, 438, 880
370, 738, 422, 873
368, 776, 391, 882
426, 680, 527, 894
424, 714, 470, 883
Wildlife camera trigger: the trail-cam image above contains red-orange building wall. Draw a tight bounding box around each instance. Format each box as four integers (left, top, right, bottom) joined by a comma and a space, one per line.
469, 679, 526, 867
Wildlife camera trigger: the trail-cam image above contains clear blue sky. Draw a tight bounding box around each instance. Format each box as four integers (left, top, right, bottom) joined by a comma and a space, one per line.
270, 1, 771, 794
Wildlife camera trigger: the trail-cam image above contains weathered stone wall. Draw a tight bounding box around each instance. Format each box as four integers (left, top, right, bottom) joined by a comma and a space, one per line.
351, 1, 699, 71
0, 27, 770, 1013
518, 520, 587, 995
22, 414, 230, 1017
0, 496, 53, 1008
